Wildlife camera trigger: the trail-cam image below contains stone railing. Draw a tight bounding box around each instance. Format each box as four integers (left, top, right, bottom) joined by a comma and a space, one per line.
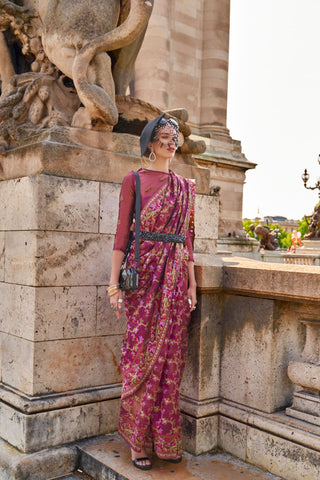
179, 255, 320, 480
283, 255, 318, 265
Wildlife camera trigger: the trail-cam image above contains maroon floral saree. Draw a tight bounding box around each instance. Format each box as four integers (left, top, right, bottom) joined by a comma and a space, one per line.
118, 169, 195, 459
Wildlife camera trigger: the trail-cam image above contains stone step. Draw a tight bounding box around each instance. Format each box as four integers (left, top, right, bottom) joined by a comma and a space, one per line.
53, 470, 94, 480
77, 433, 283, 480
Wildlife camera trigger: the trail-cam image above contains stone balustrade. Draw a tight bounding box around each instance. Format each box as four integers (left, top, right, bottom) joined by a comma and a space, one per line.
180, 254, 320, 480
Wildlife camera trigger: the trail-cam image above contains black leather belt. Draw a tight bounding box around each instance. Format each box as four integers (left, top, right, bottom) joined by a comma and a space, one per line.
140, 231, 186, 243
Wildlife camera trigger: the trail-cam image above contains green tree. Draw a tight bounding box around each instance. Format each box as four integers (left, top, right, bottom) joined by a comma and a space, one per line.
298, 218, 309, 239
242, 219, 259, 238
267, 223, 290, 249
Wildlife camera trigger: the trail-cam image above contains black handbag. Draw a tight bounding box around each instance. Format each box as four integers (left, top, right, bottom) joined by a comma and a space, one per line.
119, 171, 141, 291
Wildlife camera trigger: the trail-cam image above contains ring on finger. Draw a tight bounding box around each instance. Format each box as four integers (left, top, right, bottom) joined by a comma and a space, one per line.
118, 299, 123, 303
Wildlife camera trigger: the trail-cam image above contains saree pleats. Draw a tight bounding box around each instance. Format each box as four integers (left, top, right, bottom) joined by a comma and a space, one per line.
118, 171, 195, 458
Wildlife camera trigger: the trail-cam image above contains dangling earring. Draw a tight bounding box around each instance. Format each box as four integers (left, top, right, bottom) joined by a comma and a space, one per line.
149, 150, 156, 162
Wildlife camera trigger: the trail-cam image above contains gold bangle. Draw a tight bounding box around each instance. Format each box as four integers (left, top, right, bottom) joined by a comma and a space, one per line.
107, 284, 120, 293
108, 283, 119, 290
108, 286, 120, 293
108, 290, 120, 297
107, 287, 120, 297
107, 287, 120, 293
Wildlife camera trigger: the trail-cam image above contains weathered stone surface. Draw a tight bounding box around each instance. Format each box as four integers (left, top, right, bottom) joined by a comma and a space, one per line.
0, 381, 121, 416
194, 238, 216, 255
4, 231, 113, 287
0, 332, 3, 382
97, 286, 127, 336
194, 193, 219, 242
1, 334, 123, 395
246, 427, 320, 480
193, 253, 223, 290
35, 286, 98, 341
1, 333, 35, 395
0, 139, 210, 194
218, 416, 247, 461
78, 432, 282, 480
0, 233, 4, 282
100, 182, 121, 235
0, 437, 78, 480
181, 293, 221, 401
0, 285, 100, 341
221, 296, 303, 413
0, 140, 140, 184
287, 391, 320, 427
0, 284, 36, 340
0, 398, 120, 453
288, 361, 320, 392
221, 296, 274, 412
34, 336, 123, 394
0, 175, 99, 232
181, 412, 218, 455
223, 256, 320, 302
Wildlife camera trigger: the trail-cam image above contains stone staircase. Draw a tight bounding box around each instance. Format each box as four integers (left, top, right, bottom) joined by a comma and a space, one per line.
54, 433, 283, 480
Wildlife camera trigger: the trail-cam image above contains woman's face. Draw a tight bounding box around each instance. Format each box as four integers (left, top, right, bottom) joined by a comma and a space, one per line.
148, 124, 179, 160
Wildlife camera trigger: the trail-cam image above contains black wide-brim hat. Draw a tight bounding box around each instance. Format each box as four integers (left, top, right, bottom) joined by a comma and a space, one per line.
139, 113, 165, 157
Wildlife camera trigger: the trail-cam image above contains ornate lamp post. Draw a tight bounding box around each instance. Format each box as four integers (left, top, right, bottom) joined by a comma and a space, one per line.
301, 154, 320, 199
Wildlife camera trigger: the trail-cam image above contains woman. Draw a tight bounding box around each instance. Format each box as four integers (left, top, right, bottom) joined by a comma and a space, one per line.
108, 113, 197, 470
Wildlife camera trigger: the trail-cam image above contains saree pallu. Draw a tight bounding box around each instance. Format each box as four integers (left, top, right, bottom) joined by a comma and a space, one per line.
118, 171, 195, 459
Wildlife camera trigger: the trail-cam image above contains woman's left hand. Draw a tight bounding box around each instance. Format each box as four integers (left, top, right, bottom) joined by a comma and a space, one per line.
187, 284, 197, 312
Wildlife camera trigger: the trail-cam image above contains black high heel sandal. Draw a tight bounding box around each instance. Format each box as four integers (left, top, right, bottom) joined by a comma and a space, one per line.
132, 457, 152, 470
164, 456, 182, 463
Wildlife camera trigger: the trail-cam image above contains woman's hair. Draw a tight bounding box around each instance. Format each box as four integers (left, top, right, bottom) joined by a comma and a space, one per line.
140, 114, 180, 158
142, 117, 179, 158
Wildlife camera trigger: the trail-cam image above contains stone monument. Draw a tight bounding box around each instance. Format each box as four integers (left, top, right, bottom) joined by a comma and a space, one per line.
0, 1, 218, 478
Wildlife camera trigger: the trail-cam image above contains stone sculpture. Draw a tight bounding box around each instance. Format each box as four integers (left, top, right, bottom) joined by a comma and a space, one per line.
0, 0, 206, 156
304, 205, 320, 239
0, 0, 154, 139
249, 224, 279, 251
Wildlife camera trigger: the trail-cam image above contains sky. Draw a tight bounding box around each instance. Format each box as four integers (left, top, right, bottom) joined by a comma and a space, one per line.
227, 0, 320, 221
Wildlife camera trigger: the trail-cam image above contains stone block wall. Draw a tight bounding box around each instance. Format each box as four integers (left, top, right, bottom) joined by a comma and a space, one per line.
0, 174, 125, 451
0, 172, 126, 452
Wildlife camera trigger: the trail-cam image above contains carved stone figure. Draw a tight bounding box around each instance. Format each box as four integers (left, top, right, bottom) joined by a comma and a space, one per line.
304, 205, 320, 239
0, 0, 206, 156
0, 0, 154, 130
249, 224, 279, 251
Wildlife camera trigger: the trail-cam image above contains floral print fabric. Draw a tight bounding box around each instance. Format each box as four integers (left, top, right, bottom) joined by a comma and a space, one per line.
118, 169, 195, 458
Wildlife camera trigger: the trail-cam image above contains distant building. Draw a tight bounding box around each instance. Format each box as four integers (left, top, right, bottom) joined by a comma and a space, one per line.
244, 216, 299, 233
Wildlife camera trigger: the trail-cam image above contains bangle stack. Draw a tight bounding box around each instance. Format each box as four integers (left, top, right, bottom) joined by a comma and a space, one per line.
107, 283, 120, 297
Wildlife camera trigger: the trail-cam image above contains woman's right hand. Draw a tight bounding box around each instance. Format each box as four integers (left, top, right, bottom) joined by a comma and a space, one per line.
109, 250, 125, 319
109, 289, 123, 319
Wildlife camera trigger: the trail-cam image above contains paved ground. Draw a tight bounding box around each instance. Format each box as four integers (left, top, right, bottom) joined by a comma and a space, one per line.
71, 433, 283, 480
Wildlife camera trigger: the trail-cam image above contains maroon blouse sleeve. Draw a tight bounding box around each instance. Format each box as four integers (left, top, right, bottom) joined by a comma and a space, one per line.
113, 172, 135, 253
